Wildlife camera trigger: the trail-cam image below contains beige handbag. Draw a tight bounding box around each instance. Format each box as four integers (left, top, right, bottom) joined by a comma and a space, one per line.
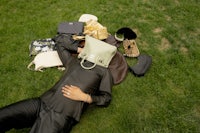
27, 51, 63, 72
78, 35, 117, 69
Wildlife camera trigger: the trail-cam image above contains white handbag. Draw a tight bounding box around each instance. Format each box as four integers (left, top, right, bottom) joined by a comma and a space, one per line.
27, 51, 63, 72
78, 14, 98, 22
78, 35, 117, 69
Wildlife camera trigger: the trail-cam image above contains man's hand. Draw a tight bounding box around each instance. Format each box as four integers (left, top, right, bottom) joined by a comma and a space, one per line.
62, 85, 92, 103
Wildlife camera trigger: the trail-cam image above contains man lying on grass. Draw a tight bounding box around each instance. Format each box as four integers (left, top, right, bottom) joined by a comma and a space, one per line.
0, 34, 127, 133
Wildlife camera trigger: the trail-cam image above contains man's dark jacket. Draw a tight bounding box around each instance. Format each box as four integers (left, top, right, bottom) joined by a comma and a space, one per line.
41, 34, 113, 121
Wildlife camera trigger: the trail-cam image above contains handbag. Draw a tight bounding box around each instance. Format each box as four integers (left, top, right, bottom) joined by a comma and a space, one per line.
29, 38, 56, 56
123, 39, 140, 57
129, 54, 152, 76
27, 51, 63, 72
57, 22, 84, 35
108, 51, 128, 84
83, 20, 109, 40
115, 27, 139, 57
78, 14, 98, 22
78, 35, 117, 69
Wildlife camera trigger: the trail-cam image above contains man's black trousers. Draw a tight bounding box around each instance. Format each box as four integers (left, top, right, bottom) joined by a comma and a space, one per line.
0, 98, 77, 133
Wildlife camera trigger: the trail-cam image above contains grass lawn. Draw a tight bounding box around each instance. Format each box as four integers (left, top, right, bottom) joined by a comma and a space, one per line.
0, 0, 199, 133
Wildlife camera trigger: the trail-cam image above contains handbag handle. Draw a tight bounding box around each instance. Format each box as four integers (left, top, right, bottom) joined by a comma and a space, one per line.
80, 56, 97, 69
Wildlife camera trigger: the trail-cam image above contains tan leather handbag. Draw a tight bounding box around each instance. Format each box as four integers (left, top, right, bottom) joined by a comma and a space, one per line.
83, 20, 109, 40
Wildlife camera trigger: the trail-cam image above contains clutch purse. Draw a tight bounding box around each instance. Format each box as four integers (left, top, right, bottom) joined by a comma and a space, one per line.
78, 35, 117, 69
57, 22, 84, 35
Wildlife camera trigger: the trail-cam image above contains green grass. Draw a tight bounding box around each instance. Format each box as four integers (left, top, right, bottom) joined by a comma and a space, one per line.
0, 0, 200, 133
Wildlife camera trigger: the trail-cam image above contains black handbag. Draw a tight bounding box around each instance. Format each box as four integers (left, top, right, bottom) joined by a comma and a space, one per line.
57, 22, 84, 35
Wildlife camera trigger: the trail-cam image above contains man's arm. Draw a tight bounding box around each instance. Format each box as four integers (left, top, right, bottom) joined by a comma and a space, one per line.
54, 34, 80, 67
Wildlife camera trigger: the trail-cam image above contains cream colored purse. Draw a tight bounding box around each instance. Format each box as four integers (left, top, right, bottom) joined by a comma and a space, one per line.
78, 35, 117, 69
27, 51, 63, 72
